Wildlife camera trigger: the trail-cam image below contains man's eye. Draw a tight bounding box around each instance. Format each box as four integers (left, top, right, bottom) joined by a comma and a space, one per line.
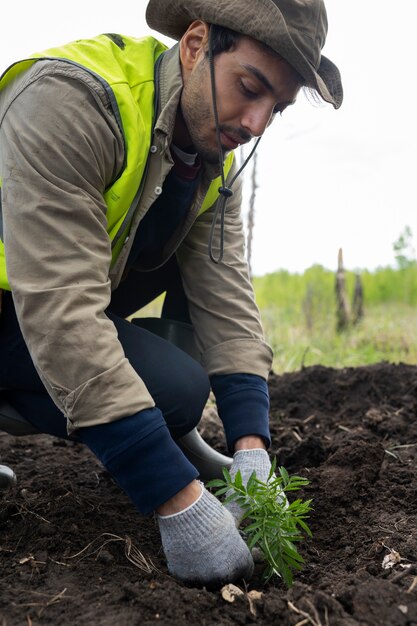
240, 81, 257, 98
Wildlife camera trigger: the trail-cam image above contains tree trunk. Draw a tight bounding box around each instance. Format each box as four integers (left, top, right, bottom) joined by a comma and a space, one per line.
352, 273, 364, 324
246, 151, 258, 279
335, 248, 349, 332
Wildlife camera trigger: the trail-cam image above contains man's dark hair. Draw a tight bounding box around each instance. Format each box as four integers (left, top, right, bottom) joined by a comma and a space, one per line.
207, 24, 283, 63
208, 24, 241, 56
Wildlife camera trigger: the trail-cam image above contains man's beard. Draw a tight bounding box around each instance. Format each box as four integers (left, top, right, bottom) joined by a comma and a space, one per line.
180, 62, 224, 165
181, 96, 220, 163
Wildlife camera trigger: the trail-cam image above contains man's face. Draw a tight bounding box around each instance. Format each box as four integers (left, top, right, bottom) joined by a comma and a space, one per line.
180, 30, 302, 163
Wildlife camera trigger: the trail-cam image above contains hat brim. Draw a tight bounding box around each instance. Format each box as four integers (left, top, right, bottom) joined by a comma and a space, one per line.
146, 0, 342, 108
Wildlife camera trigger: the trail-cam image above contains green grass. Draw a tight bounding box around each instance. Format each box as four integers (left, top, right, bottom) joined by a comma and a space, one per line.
127, 295, 164, 321
253, 264, 417, 310
259, 303, 417, 373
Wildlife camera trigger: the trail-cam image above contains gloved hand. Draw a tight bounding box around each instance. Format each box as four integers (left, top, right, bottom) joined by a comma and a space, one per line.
157, 484, 254, 586
225, 448, 287, 527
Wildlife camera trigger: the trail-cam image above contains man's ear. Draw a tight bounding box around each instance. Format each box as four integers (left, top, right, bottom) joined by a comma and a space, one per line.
179, 20, 210, 73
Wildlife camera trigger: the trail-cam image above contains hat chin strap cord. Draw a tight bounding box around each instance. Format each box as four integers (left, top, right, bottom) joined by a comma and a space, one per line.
207, 26, 261, 264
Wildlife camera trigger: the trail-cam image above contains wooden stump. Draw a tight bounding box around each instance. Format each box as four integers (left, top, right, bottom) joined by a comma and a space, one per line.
335, 248, 349, 332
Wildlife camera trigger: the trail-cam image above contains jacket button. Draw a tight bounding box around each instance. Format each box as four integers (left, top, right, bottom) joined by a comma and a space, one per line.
154, 186, 163, 195
150, 145, 157, 154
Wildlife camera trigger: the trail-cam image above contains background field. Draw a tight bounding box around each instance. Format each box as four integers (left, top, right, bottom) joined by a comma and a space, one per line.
254, 264, 417, 373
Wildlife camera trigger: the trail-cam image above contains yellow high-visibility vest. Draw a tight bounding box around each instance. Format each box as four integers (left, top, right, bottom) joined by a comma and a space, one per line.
0, 34, 234, 289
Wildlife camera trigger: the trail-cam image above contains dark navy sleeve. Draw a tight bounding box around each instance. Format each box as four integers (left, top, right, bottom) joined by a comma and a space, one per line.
78, 406, 198, 515
210, 373, 271, 453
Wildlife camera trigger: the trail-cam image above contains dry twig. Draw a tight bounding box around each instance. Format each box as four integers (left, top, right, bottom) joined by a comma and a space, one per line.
292, 429, 303, 442
391, 564, 417, 584
337, 424, 354, 433
15, 588, 68, 617
303, 414, 316, 425
288, 599, 325, 626
65, 532, 159, 574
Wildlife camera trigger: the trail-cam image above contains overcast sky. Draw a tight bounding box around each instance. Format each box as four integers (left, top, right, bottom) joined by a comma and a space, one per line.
1, 0, 415, 275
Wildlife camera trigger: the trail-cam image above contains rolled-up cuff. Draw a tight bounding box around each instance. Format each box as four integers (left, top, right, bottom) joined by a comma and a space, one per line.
53, 358, 155, 434
201, 338, 273, 379
211, 374, 271, 453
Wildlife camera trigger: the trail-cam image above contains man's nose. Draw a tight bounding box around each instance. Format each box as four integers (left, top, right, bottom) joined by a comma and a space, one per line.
241, 105, 273, 138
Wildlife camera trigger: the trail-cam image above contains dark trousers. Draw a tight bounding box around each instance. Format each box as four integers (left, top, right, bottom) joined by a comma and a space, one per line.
0, 257, 210, 440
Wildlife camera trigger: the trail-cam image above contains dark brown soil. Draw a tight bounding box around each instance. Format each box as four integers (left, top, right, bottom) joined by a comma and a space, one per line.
1, 362, 417, 625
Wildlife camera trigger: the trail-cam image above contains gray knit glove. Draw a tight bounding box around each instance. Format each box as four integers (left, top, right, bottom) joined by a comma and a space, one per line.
225, 449, 288, 527
157, 485, 254, 586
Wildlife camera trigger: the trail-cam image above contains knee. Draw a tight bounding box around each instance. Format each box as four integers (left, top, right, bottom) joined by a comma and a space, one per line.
164, 358, 210, 439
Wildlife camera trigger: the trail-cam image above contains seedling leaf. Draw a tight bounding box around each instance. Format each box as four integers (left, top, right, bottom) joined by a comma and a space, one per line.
209, 459, 313, 587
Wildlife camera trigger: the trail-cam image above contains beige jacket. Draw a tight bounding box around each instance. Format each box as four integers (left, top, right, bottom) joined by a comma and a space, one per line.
0, 44, 273, 433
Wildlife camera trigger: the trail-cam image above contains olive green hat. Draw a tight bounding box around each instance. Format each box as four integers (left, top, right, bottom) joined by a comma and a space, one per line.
146, 0, 343, 108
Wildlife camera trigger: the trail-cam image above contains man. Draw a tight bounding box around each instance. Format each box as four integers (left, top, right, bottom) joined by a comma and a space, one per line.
0, 0, 342, 586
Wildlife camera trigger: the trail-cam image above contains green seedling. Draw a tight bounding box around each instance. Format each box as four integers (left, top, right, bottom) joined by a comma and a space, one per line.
208, 459, 313, 587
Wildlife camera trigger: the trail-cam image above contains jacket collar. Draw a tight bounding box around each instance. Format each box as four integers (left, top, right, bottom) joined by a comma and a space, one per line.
153, 43, 183, 142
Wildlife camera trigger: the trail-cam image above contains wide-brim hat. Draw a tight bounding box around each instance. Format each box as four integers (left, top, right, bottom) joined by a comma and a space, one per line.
146, 0, 343, 108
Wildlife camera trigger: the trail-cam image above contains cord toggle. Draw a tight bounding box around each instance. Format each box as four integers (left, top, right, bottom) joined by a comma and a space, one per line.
218, 186, 234, 198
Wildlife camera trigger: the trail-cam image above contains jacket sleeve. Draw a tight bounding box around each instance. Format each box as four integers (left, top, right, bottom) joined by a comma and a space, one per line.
0, 64, 155, 432
176, 161, 273, 379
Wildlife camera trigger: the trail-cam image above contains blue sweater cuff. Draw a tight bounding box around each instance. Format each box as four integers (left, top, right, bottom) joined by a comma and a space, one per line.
78, 407, 199, 515
210, 374, 271, 453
